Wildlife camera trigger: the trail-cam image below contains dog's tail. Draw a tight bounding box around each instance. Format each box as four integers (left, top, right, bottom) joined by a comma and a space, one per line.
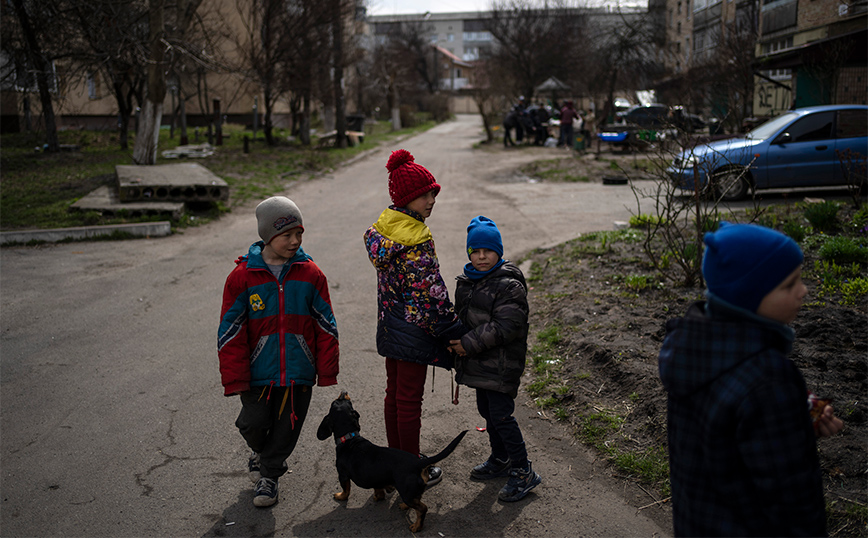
418, 430, 469, 468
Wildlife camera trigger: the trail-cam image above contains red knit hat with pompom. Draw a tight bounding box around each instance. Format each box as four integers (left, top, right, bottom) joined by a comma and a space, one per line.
386, 149, 441, 207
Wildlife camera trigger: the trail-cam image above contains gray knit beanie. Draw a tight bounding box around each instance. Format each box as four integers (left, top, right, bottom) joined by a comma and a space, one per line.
256, 196, 304, 244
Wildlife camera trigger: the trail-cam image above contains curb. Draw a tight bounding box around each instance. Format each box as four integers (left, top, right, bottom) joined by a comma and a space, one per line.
0, 221, 172, 245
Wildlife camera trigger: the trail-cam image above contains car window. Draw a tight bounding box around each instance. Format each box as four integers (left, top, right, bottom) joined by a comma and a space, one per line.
837, 110, 868, 138
781, 112, 834, 143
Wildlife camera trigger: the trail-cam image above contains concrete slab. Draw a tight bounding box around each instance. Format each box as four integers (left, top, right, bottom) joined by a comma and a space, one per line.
116, 162, 228, 202
0, 221, 172, 245
70, 185, 185, 220
160, 143, 215, 159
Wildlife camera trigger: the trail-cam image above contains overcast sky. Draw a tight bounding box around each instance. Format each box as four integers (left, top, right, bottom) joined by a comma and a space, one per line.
366, 0, 646, 16
367, 0, 490, 15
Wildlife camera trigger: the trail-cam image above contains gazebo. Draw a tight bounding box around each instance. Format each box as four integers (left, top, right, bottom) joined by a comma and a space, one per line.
534, 77, 571, 104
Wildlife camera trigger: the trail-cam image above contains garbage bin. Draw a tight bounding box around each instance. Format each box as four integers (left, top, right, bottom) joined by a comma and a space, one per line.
574, 134, 585, 151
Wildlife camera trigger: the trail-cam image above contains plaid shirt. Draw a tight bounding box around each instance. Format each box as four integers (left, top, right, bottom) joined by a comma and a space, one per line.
658, 298, 826, 537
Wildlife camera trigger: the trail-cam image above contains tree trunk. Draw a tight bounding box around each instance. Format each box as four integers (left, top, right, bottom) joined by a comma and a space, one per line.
133, 100, 163, 163
331, 0, 347, 148
301, 90, 311, 146
389, 76, 401, 131
11, 0, 59, 152
263, 87, 275, 146
133, 0, 167, 164
113, 81, 132, 150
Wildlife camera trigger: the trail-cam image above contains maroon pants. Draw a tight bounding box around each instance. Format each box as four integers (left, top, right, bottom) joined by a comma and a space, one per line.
384, 357, 427, 456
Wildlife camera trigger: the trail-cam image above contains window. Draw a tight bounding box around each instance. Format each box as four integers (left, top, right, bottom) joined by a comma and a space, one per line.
447, 33, 454, 42
87, 72, 98, 99
463, 47, 479, 61
837, 110, 868, 138
780, 112, 833, 143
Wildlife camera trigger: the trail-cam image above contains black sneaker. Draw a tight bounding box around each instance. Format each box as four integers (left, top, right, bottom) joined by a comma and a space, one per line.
498, 462, 541, 502
248, 451, 261, 483
470, 457, 511, 480
253, 477, 278, 507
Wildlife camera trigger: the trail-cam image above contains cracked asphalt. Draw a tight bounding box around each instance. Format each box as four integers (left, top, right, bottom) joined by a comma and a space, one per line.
0, 115, 670, 537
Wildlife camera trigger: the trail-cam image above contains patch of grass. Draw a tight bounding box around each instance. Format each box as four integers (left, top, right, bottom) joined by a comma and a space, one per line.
629, 213, 666, 229
1, 119, 437, 231
579, 410, 624, 444
841, 277, 868, 306
537, 324, 563, 346
818, 235, 868, 265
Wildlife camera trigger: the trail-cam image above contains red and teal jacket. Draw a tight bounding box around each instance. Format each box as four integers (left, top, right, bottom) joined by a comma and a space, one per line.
218, 242, 339, 396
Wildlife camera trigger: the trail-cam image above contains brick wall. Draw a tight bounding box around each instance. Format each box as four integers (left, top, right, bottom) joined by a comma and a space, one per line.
837, 66, 868, 104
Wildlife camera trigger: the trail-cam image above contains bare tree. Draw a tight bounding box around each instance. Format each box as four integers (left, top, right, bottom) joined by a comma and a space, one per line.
484, 0, 587, 100
7, 0, 61, 151
68, 0, 151, 150
587, 9, 662, 125
132, 0, 167, 164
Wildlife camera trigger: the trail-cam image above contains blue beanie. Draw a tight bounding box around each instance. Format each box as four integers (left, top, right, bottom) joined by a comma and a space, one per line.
466, 216, 504, 258
702, 221, 803, 312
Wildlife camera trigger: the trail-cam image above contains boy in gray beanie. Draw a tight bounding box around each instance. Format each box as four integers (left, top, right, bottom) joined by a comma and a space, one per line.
219, 196, 339, 508
658, 222, 841, 536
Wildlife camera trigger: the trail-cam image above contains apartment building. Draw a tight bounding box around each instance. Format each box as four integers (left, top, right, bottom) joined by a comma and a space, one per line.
753, 0, 866, 115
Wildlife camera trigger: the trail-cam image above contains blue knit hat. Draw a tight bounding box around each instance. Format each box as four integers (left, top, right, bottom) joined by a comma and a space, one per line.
702, 221, 803, 312
466, 216, 503, 258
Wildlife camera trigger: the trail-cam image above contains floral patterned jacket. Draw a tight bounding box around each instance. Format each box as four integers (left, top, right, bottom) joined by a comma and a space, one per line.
364, 206, 465, 369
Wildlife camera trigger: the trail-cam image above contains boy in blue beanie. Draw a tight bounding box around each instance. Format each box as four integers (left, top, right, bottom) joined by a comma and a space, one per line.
448, 216, 542, 502
658, 222, 842, 536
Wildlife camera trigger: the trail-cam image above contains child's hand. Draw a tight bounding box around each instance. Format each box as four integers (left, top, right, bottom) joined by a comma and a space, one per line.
448, 339, 466, 356
815, 405, 844, 438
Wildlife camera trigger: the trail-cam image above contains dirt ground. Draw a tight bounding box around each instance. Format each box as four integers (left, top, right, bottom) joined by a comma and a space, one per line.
517, 145, 868, 536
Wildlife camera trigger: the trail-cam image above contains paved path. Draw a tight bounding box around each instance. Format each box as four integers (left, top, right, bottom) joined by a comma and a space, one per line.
0, 115, 669, 537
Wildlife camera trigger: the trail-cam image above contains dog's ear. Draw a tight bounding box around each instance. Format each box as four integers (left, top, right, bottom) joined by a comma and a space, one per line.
316, 415, 332, 440
352, 409, 361, 431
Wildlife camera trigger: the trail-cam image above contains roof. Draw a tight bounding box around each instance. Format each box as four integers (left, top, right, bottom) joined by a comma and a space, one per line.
434, 45, 472, 68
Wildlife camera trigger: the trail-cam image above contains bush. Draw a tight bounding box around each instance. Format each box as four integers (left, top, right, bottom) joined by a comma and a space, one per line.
804, 201, 841, 232
819, 236, 868, 265
783, 220, 807, 243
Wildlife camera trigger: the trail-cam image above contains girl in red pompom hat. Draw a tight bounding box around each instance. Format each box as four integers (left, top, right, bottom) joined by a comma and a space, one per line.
363, 149, 466, 487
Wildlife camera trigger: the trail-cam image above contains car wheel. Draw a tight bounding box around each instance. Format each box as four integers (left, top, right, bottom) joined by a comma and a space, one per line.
713, 169, 751, 201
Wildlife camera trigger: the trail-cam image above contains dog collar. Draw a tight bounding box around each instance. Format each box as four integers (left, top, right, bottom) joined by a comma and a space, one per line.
336, 432, 358, 445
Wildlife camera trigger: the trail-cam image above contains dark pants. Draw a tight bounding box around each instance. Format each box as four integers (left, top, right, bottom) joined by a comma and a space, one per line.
558, 123, 575, 148
236, 383, 313, 480
475, 388, 528, 469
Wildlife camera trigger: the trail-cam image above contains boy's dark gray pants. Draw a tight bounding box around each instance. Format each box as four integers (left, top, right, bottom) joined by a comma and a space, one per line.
236, 384, 312, 480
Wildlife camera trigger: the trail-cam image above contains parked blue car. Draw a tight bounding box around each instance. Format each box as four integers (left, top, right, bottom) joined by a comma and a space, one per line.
668, 105, 868, 201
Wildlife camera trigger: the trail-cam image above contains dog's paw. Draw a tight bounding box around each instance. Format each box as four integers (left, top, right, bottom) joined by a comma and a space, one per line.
398, 502, 409, 510
373, 489, 386, 501
334, 491, 349, 501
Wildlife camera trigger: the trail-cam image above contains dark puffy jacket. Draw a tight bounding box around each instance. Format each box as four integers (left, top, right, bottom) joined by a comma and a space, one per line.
454, 262, 529, 397
364, 206, 465, 369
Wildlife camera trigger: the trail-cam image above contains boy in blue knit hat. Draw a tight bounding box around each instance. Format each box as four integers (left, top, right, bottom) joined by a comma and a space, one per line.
449, 216, 542, 502
658, 222, 842, 537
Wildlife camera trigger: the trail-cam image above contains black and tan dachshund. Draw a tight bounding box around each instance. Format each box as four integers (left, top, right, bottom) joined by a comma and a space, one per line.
317, 392, 467, 532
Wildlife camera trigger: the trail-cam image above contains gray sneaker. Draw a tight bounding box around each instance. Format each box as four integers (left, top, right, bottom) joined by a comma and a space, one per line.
498, 462, 541, 502
253, 477, 278, 507
470, 457, 511, 480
